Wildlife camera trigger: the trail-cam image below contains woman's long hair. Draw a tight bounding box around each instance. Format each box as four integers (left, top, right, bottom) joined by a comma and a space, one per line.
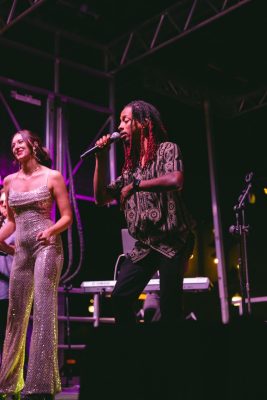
12, 129, 52, 168
122, 100, 168, 171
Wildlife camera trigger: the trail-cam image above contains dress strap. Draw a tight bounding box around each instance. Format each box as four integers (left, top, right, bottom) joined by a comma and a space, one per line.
46, 171, 50, 187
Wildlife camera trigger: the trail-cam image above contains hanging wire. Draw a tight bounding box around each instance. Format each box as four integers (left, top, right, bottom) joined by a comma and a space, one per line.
60, 131, 85, 285
60, 115, 113, 284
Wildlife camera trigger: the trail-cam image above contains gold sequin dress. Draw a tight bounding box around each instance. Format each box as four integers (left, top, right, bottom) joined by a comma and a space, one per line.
0, 182, 63, 395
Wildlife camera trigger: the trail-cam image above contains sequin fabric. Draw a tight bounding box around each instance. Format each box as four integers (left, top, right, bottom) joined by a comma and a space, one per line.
0, 184, 63, 395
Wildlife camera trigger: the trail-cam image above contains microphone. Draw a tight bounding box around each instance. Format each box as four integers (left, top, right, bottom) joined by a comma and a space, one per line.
229, 225, 239, 235
80, 132, 121, 159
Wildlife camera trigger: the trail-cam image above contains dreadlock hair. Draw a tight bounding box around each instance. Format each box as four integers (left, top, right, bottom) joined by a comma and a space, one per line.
122, 100, 168, 171
12, 129, 52, 168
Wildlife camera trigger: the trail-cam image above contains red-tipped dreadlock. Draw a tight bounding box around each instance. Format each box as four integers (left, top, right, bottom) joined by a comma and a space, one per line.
122, 100, 168, 172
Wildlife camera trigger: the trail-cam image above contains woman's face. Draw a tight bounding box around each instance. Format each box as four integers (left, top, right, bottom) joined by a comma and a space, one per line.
11, 132, 32, 162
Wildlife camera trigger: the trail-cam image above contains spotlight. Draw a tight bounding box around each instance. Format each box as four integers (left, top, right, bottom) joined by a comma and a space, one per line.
232, 293, 242, 307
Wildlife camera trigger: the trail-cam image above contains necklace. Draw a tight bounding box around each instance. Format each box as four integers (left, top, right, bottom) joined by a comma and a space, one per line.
20, 165, 41, 180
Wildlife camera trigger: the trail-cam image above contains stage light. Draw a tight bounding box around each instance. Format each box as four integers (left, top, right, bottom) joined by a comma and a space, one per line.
10, 90, 41, 106
232, 293, 241, 306
139, 293, 146, 300
248, 192, 256, 204
66, 359, 76, 366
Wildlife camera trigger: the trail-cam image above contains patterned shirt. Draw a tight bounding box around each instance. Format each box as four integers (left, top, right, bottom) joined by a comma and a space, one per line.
107, 142, 195, 262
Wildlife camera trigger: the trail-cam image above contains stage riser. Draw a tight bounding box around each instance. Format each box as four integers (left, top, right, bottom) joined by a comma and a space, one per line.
79, 321, 267, 400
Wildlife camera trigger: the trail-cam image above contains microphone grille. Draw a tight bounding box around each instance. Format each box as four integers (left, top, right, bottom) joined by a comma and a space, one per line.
110, 132, 120, 140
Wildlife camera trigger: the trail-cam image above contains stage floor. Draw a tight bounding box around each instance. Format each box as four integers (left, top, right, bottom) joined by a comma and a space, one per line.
56, 385, 79, 400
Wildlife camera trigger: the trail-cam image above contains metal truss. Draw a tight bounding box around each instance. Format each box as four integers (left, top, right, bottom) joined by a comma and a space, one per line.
107, 0, 252, 73
143, 69, 205, 108
229, 87, 267, 117
0, 0, 46, 35
0, 89, 21, 129
143, 69, 267, 118
143, 69, 231, 117
0, 75, 112, 114
0, 2, 110, 78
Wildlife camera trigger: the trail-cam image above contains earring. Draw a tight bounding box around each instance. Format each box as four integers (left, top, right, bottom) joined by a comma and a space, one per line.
33, 147, 40, 162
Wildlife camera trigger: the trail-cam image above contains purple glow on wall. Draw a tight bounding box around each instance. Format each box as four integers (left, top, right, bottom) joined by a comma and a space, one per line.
0, 155, 18, 185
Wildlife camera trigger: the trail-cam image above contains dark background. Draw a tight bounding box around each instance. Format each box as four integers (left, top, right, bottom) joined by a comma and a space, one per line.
1, 0, 267, 329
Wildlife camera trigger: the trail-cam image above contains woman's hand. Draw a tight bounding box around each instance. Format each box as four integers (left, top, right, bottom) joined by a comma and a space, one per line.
36, 228, 53, 244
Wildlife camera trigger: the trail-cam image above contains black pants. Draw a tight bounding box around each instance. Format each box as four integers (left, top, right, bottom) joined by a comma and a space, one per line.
111, 233, 195, 325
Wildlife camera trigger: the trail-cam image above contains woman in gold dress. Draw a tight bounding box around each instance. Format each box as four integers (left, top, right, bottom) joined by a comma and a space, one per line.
0, 130, 73, 400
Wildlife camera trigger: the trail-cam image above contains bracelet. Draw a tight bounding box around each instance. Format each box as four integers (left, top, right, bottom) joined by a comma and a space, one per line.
132, 177, 141, 192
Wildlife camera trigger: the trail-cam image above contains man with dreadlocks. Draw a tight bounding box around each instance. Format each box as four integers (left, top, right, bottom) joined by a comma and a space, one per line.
93, 99, 195, 325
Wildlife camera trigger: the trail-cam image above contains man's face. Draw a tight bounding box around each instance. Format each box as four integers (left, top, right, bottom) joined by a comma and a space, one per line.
0, 192, 7, 218
118, 106, 141, 144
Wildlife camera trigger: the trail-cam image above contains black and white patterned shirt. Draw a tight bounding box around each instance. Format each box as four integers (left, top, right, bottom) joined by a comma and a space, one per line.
107, 142, 195, 262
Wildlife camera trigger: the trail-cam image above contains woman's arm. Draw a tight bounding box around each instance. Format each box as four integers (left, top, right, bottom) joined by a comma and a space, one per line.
36, 170, 73, 242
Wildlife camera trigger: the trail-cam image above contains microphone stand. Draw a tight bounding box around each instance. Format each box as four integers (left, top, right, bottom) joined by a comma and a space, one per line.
229, 172, 253, 317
